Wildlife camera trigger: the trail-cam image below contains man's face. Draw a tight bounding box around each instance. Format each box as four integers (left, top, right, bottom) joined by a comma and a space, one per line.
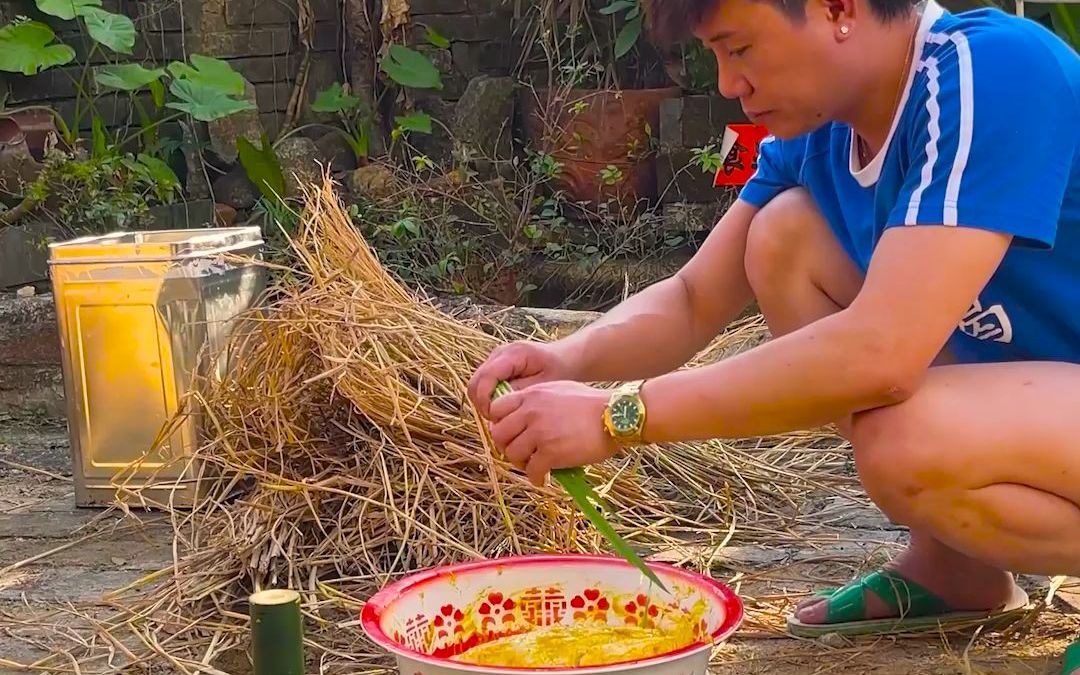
692, 0, 848, 138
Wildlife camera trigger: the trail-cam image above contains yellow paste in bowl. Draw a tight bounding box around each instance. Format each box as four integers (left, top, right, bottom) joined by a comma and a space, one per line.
451, 623, 697, 668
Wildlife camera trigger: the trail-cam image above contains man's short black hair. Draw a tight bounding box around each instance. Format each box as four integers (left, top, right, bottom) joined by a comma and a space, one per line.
644, 0, 920, 45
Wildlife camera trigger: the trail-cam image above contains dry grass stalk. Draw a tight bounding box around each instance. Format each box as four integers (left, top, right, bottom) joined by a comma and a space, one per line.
0, 175, 865, 674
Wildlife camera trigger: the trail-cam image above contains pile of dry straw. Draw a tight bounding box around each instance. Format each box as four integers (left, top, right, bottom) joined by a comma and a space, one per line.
12, 177, 857, 674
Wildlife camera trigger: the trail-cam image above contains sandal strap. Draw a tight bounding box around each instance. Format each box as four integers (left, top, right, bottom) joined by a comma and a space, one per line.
1062, 639, 1080, 675
824, 570, 952, 625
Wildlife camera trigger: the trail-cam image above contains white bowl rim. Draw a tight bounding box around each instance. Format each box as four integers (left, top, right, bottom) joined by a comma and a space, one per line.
360, 553, 744, 674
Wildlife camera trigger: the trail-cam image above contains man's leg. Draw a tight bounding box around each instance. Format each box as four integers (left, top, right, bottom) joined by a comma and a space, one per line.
743, 188, 1080, 626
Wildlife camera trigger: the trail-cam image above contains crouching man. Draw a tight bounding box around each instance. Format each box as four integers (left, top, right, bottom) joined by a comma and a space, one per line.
468, 0, 1080, 669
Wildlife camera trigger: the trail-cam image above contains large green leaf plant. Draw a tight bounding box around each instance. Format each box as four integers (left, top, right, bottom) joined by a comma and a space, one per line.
0, 0, 256, 228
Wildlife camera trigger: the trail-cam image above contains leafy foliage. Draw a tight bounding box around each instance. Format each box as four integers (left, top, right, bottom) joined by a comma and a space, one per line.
600, 0, 643, 58
81, 6, 135, 53
237, 135, 287, 208
0, 21, 75, 75
380, 44, 444, 89
95, 63, 167, 91
35, 0, 100, 21
1051, 3, 1080, 50
311, 82, 361, 113
166, 77, 256, 121
168, 54, 246, 96
26, 149, 180, 236
393, 112, 433, 135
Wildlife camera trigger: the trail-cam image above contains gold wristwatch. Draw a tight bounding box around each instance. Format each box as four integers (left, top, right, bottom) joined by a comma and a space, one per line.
602, 380, 647, 446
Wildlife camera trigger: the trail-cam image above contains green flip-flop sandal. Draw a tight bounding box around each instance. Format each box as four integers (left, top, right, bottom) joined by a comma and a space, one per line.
786, 569, 1031, 638
1062, 639, 1080, 675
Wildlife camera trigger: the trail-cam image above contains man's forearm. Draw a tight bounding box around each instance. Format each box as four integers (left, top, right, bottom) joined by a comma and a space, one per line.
639, 308, 920, 442
549, 278, 718, 382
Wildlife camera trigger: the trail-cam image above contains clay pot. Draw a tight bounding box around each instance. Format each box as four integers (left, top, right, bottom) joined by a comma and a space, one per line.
521, 86, 681, 212
0, 111, 61, 162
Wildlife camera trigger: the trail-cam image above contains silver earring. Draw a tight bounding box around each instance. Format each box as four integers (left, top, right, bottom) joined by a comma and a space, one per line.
840, 25, 850, 34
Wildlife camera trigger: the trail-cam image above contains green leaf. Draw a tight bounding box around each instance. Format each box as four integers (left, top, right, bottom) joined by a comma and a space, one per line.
489, 380, 670, 595
1051, 3, 1080, 51
91, 115, 108, 156
168, 54, 246, 96
0, 21, 75, 75
81, 7, 135, 53
35, 0, 100, 20
614, 14, 642, 58
236, 134, 286, 206
167, 78, 256, 121
149, 79, 165, 108
311, 82, 361, 113
137, 153, 179, 190
96, 63, 165, 91
599, 0, 634, 14
394, 112, 432, 134
380, 44, 443, 90
425, 25, 450, 49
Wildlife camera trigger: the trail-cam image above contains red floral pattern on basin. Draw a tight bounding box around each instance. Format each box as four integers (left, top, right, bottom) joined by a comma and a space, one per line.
570, 588, 611, 623
361, 553, 744, 673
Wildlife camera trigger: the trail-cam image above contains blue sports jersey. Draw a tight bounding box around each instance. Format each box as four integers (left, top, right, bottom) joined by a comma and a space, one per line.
739, 0, 1080, 365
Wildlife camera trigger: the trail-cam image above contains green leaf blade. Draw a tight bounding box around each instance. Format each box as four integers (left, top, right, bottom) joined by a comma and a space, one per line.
136, 153, 180, 191
311, 82, 361, 113
489, 380, 670, 595
81, 7, 136, 53
167, 78, 256, 121
394, 112, 433, 134
380, 44, 443, 90
614, 15, 643, 58
425, 25, 450, 49
599, 0, 635, 14
96, 63, 165, 91
236, 134, 287, 206
0, 21, 75, 75
552, 467, 669, 594
35, 0, 100, 20
169, 54, 246, 96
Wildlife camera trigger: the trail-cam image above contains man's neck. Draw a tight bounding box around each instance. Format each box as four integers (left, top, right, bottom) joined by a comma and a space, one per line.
846, 10, 922, 158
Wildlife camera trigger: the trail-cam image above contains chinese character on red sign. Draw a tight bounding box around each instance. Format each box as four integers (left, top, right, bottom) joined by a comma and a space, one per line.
713, 124, 770, 186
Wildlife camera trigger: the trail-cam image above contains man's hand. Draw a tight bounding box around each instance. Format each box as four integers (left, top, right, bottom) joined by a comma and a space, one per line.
487, 381, 618, 487
468, 341, 578, 418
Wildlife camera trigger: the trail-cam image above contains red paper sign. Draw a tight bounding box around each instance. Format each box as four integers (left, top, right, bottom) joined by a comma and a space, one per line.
713, 124, 770, 186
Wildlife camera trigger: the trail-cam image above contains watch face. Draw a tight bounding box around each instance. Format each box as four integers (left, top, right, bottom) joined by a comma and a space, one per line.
609, 396, 640, 433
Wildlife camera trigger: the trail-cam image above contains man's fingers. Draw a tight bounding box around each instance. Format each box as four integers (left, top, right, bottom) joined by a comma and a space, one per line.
525, 451, 552, 488
489, 390, 525, 422
490, 407, 527, 452
505, 429, 536, 472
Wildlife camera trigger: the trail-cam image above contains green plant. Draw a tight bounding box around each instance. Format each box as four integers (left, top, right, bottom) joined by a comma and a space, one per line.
0, 2, 253, 152
1050, 3, 1080, 50
690, 144, 725, 174
600, 0, 644, 58
599, 164, 625, 185
25, 147, 180, 236
272, 44, 442, 166
0, 0, 255, 229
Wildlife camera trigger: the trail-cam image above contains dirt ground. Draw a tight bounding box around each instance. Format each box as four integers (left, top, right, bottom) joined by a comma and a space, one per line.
0, 415, 1077, 675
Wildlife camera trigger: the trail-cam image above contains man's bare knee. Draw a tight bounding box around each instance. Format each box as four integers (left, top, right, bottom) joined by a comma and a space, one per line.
743, 188, 819, 294
850, 400, 940, 525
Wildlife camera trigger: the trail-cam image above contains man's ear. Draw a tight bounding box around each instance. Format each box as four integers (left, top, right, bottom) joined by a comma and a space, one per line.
809, 0, 858, 26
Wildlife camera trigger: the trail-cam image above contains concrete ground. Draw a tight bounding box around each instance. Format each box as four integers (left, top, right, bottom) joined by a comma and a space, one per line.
1, 414, 1077, 675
